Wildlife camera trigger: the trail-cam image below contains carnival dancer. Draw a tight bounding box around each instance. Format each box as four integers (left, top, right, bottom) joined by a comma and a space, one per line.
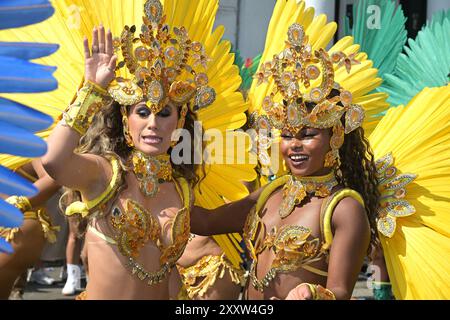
0, 160, 60, 299
193, 0, 450, 300
1, 0, 257, 299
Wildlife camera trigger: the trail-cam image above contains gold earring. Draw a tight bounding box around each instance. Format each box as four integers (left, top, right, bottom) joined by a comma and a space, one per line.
324, 150, 339, 168
120, 106, 134, 147
171, 105, 188, 147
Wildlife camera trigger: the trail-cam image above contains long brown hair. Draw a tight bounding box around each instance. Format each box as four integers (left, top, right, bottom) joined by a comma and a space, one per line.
337, 126, 380, 250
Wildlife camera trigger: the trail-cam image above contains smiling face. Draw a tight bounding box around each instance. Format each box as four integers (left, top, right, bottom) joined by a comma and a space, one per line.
127, 101, 179, 156
280, 127, 332, 177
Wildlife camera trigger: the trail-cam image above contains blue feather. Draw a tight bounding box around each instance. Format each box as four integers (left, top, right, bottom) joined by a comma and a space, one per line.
0, 56, 57, 93
0, 120, 48, 157
0, 97, 53, 132
0, 238, 13, 254
0, 199, 23, 228
0, 0, 54, 30
0, 165, 37, 196
0, 0, 57, 254
0, 42, 59, 60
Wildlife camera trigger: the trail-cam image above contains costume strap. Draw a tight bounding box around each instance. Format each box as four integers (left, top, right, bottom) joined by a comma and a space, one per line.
255, 175, 290, 213
65, 157, 121, 218
319, 189, 364, 251
173, 176, 191, 209
15, 168, 38, 182
87, 225, 117, 245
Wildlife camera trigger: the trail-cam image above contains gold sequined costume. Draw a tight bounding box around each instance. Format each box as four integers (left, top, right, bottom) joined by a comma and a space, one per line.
177, 253, 245, 300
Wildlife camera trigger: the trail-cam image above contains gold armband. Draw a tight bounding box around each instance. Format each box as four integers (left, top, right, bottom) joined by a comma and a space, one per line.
5, 195, 32, 212
300, 283, 336, 300
63, 80, 111, 135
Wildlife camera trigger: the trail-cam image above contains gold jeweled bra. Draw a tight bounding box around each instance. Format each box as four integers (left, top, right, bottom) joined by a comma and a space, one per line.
244, 174, 364, 292
70, 155, 191, 286
108, 177, 191, 285
244, 205, 327, 292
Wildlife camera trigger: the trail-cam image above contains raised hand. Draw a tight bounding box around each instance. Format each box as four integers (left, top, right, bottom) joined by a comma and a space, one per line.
83, 25, 117, 89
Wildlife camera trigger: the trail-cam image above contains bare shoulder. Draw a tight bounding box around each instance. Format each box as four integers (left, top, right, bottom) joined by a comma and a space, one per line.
79, 153, 115, 200
331, 195, 369, 232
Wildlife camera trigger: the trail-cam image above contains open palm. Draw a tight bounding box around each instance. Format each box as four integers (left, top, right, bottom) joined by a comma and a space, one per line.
83, 25, 117, 89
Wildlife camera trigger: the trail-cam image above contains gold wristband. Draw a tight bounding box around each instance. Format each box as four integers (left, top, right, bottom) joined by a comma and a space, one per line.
63, 80, 111, 135
5, 196, 32, 212
315, 284, 336, 300
298, 283, 336, 300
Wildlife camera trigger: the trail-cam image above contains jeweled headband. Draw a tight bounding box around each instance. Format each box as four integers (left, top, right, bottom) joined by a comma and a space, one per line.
108, 0, 216, 114
252, 23, 366, 167
253, 23, 365, 134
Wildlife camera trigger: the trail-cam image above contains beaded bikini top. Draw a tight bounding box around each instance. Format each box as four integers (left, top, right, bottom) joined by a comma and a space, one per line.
243, 175, 364, 292
66, 156, 191, 286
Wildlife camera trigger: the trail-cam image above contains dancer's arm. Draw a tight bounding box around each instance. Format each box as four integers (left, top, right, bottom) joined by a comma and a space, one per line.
285, 197, 370, 300
42, 25, 117, 197
190, 187, 263, 235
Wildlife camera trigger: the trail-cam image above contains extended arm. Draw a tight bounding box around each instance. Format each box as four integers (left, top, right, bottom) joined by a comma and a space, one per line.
41, 25, 117, 198
190, 187, 263, 235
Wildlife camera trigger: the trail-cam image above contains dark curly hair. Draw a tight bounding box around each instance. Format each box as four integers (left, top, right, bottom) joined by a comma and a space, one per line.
305, 89, 381, 251
337, 126, 380, 251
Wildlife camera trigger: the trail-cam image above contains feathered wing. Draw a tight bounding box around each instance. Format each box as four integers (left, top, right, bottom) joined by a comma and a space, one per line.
344, 0, 407, 78
0, 0, 257, 267
369, 85, 450, 299
0, 0, 57, 253
379, 10, 450, 106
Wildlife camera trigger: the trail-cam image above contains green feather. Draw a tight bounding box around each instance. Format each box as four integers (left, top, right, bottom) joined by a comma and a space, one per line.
231, 45, 262, 93
345, 0, 407, 77
241, 54, 262, 92
232, 46, 245, 71
378, 10, 450, 106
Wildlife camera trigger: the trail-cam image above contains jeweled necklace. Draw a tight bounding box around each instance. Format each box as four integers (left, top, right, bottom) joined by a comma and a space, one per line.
278, 172, 338, 218
131, 150, 173, 197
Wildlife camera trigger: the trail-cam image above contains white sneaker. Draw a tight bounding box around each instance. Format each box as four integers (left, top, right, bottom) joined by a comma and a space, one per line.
29, 269, 56, 286
62, 264, 81, 296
